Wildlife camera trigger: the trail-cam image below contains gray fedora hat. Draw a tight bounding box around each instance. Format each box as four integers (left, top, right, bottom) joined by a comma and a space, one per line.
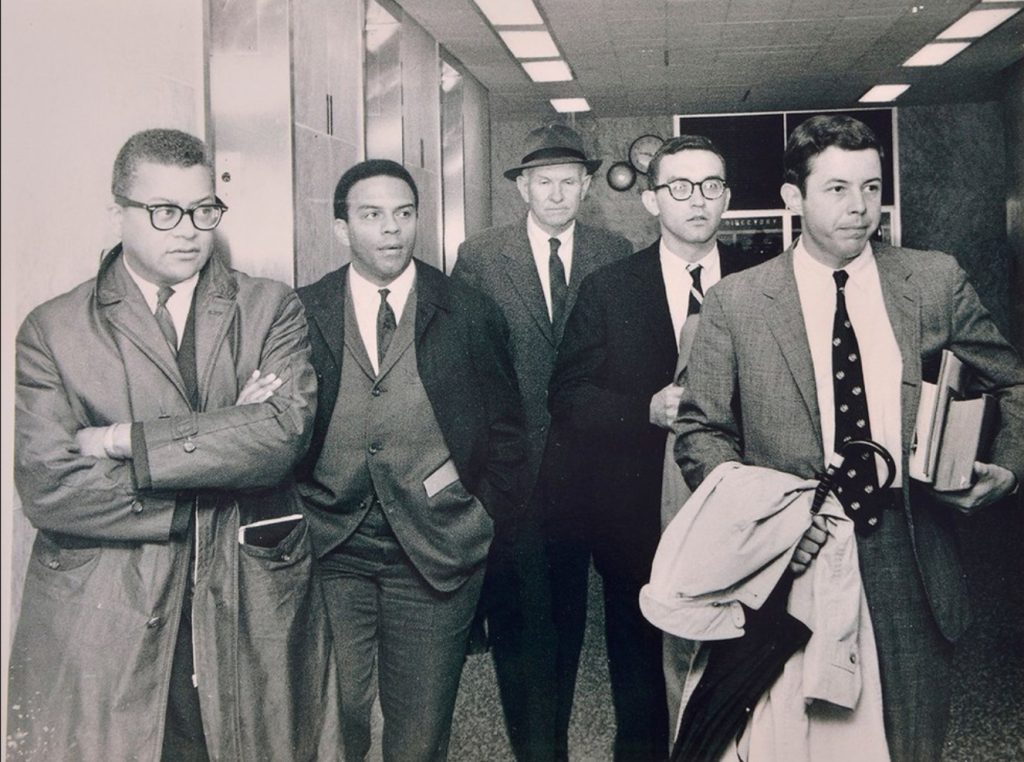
504, 123, 602, 180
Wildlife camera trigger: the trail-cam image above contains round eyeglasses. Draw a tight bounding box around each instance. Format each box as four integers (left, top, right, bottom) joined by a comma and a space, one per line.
652, 177, 728, 202
115, 194, 228, 231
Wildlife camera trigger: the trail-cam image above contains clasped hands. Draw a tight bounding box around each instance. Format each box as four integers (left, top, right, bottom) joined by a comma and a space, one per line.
74, 369, 284, 459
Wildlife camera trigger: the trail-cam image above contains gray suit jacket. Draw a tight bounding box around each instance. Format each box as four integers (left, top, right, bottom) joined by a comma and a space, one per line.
675, 243, 1024, 642
452, 217, 632, 495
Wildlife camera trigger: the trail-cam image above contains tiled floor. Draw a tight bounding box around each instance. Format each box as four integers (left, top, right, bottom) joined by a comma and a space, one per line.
447, 499, 1024, 761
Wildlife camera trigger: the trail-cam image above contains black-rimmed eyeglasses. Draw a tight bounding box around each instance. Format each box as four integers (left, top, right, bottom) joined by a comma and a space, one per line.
652, 177, 728, 202
115, 194, 228, 231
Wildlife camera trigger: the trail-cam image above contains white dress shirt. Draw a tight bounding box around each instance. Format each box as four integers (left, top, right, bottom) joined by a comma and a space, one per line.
792, 240, 904, 484
527, 212, 575, 320
660, 241, 721, 342
348, 262, 415, 375
123, 257, 198, 349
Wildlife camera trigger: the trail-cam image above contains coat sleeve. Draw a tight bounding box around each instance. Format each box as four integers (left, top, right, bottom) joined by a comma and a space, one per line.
942, 263, 1024, 483
15, 313, 175, 541
467, 294, 528, 522
133, 290, 317, 491
548, 274, 652, 436
673, 286, 745, 490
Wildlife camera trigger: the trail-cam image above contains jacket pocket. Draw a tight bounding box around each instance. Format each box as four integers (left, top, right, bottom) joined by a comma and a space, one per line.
31, 531, 102, 578
238, 515, 308, 568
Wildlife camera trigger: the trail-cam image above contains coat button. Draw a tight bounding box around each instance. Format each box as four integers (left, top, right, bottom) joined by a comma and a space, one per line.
849, 651, 858, 664
371, 387, 383, 397
131, 501, 144, 514
183, 440, 197, 453
47, 559, 61, 570
368, 444, 382, 455
147, 616, 162, 629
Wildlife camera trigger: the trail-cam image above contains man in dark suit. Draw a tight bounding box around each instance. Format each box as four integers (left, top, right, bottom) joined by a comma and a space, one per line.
452, 123, 631, 761
675, 115, 1024, 761
547, 135, 768, 760
296, 159, 526, 761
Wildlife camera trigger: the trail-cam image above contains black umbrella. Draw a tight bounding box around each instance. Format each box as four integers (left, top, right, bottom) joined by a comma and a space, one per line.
671, 440, 895, 762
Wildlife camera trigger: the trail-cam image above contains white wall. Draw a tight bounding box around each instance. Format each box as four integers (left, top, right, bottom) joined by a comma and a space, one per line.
1, 0, 208, 724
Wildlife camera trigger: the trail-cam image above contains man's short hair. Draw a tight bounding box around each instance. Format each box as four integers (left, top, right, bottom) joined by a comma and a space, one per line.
333, 159, 419, 220
783, 115, 884, 193
646, 135, 727, 190
111, 129, 211, 196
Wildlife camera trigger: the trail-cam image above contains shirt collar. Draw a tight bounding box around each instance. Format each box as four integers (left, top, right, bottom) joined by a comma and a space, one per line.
793, 238, 874, 285
122, 255, 200, 313
348, 259, 416, 311
659, 238, 721, 276
527, 212, 575, 251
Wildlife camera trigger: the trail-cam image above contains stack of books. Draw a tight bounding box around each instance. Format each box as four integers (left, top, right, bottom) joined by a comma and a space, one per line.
908, 349, 998, 492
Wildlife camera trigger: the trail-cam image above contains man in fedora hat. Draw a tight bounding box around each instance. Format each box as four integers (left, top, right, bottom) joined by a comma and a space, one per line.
453, 122, 631, 761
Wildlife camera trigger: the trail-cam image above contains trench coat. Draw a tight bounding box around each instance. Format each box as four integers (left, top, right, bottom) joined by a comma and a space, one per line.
8, 247, 340, 761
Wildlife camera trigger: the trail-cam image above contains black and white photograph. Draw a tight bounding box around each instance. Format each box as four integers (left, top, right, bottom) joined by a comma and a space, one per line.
2, 1, 1023, 760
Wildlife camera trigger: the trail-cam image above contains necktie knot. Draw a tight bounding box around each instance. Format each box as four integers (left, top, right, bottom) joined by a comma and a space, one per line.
376, 288, 397, 368
686, 263, 704, 316
157, 285, 175, 308
833, 269, 849, 292
154, 286, 178, 353
548, 238, 568, 327
687, 264, 704, 294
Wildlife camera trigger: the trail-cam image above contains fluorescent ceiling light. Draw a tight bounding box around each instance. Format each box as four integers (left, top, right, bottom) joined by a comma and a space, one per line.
471, 0, 543, 26
550, 97, 590, 113
859, 84, 910, 103
902, 41, 971, 66
499, 30, 559, 59
522, 60, 573, 82
937, 7, 1020, 38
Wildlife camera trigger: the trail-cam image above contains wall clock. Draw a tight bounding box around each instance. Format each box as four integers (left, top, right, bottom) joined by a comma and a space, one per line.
628, 134, 664, 175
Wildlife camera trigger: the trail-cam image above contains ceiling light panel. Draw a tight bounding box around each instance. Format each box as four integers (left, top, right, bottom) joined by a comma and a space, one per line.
859, 84, 910, 102
937, 7, 1020, 38
902, 41, 971, 66
500, 30, 559, 58
471, 0, 543, 26
550, 97, 590, 112
522, 60, 574, 82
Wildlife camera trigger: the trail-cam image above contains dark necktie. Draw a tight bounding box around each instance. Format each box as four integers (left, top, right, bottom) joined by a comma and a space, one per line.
687, 264, 704, 316
549, 237, 568, 327
831, 270, 881, 534
376, 288, 397, 367
155, 286, 178, 354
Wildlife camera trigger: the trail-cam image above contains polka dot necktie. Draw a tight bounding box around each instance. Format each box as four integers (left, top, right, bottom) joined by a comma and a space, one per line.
831, 270, 881, 534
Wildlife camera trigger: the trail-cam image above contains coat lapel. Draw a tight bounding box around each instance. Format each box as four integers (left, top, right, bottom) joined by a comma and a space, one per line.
874, 245, 921, 457
192, 258, 239, 408
306, 267, 348, 372
501, 221, 555, 347
634, 243, 678, 361
762, 250, 822, 449
98, 250, 191, 403
377, 287, 416, 380
341, 283, 376, 380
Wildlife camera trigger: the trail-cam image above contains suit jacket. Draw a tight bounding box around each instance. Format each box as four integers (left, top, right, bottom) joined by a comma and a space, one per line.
674, 243, 1024, 642
452, 218, 631, 497
296, 260, 527, 551
10, 248, 340, 761
547, 239, 769, 582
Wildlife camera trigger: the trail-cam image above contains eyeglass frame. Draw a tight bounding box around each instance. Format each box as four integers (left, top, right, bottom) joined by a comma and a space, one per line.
651, 176, 728, 202
114, 194, 229, 231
